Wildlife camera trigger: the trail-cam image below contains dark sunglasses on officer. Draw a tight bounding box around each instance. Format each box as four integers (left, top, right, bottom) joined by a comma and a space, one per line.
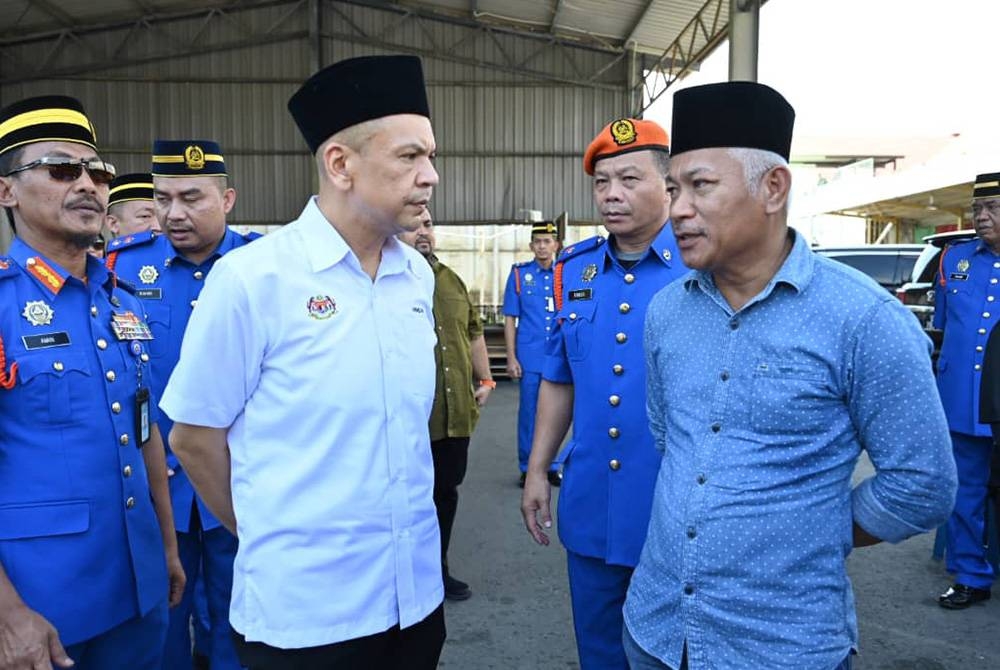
2, 155, 116, 186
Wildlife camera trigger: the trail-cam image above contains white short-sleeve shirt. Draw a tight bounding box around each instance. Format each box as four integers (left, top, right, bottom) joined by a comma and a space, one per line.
160, 197, 442, 648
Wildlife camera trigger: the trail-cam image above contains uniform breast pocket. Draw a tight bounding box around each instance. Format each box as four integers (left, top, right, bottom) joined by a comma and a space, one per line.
750, 362, 836, 436
16, 351, 93, 425
144, 303, 171, 359
560, 299, 597, 362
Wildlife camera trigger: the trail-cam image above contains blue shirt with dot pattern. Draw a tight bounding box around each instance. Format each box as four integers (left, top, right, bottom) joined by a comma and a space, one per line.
624, 230, 957, 669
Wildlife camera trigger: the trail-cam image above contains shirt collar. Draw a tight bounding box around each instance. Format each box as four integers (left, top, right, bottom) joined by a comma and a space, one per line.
684, 228, 812, 300
9, 238, 114, 297
298, 196, 414, 278
601, 222, 679, 271
165, 226, 242, 265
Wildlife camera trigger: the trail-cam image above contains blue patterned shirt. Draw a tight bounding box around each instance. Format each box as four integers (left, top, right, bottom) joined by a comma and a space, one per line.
624, 230, 957, 669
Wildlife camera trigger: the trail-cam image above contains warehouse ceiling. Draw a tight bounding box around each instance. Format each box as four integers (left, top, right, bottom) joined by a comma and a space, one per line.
0, 0, 762, 113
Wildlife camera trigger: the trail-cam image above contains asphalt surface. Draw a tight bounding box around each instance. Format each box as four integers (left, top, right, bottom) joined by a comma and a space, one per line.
439, 381, 1000, 670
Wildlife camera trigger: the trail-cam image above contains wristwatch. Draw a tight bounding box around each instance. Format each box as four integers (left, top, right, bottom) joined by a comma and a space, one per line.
478, 379, 497, 389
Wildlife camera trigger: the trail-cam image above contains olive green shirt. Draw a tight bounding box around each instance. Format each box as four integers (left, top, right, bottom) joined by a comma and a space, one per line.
428, 256, 483, 441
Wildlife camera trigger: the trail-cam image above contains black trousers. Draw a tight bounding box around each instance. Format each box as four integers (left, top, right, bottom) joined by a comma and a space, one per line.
231, 605, 445, 670
431, 436, 470, 573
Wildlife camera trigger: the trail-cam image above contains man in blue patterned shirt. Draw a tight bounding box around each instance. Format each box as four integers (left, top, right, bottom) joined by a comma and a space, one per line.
622, 82, 957, 670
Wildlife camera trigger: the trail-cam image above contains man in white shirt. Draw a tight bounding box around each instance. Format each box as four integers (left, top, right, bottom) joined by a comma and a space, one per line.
160, 54, 444, 669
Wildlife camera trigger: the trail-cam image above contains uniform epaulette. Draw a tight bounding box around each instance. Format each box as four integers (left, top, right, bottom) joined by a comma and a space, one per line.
557, 235, 606, 264
106, 230, 157, 253
512, 260, 533, 269
0, 257, 17, 280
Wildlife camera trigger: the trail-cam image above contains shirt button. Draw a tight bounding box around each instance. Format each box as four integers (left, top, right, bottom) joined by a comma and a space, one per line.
123, 465, 132, 478
729, 319, 740, 330
980, 328, 988, 335
609, 459, 621, 471
194, 271, 204, 280
120, 434, 129, 446
165, 259, 172, 267
609, 395, 620, 407
141, 353, 149, 363
697, 474, 707, 485
52, 361, 64, 372
711, 423, 721, 433
977, 346, 984, 352
683, 584, 694, 595
975, 364, 982, 371
96, 338, 108, 350
984, 312, 991, 319
990, 297, 996, 302
125, 496, 135, 509
90, 305, 98, 316
441, 345, 447, 351
444, 367, 450, 372
613, 364, 624, 375
616, 332, 627, 343
619, 303, 631, 314
570, 313, 577, 320
687, 526, 697, 539
190, 300, 198, 308
993, 279, 999, 285
994, 262, 1000, 269
112, 402, 122, 414
106, 370, 116, 382
720, 371, 730, 381
624, 273, 635, 284
609, 427, 620, 438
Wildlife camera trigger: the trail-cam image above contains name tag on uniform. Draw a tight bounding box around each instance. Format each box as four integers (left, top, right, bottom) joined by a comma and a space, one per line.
22, 332, 70, 350
136, 288, 163, 300
949, 272, 969, 281
110, 311, 154, 341
569, 289, 593, 301
546, 296, 555, 313
135, 386, 151, 447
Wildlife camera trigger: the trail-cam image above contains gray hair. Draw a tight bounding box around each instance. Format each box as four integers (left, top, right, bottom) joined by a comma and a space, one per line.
727, 148, 787, 195
651, 149, 670, 179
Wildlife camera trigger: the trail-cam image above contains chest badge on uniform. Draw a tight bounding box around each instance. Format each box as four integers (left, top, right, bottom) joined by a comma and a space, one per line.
957, 259, 970, 272
582, 264, 598, 282
307, 295, 337, 320
524, 272, 535, 286
110, 311, 154, 340
138, 265, 159, 284
22, 300, 54, 326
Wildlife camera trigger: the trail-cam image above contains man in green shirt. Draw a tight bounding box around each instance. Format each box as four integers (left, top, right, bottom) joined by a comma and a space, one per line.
399, 211, 495, 601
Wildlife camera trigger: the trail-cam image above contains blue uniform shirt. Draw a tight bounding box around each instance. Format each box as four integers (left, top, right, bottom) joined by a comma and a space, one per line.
107, 228, 255, 531
543, 223, 685, 566
933, 237, 1000, 437
625, 231, 956, 669
0, 240, 166, 646
502, 259, 555, 373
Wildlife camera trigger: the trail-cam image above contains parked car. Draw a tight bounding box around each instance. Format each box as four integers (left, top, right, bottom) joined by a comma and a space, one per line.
813, 244, 925, 293
895, 230, 978, 348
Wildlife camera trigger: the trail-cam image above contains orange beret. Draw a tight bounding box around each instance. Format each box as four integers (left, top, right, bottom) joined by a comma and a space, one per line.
583, 118, 670, 175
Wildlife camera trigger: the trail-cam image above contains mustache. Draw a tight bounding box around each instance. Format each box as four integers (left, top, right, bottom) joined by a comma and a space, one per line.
66, 195, 104, 213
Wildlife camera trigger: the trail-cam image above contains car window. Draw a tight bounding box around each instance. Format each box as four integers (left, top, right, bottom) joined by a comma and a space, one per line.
912, 245, 941, 283
827, 253, 901, 288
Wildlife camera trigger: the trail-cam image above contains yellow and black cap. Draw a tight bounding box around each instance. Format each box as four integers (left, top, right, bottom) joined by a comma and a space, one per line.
531, 222, 558, 237
108, 173, 153, 207
670, 81, 795, 160
152, 140, 226, 177
583, 118, 670, 175
0, 95, 97, 156
288, 55, 430, 154
974, 172, 1000, 200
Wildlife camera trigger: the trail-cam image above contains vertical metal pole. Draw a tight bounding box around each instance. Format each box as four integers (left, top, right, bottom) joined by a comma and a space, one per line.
492, 225, 500, 307
627, 43, 641, 117
309, 0, 323, 72
728, 0, 759, 82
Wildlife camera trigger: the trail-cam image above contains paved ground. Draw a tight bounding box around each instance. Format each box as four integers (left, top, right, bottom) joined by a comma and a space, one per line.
439, 381, 1000, 669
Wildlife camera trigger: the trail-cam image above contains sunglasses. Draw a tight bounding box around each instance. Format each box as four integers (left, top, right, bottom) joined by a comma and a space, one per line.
3, 156, 116, 186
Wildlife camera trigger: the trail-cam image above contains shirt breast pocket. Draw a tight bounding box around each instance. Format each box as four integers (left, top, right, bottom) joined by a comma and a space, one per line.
560, 299, 597, 362
144, 303, 171, 359
750, 362, 836, 436
16, 351, 93, 425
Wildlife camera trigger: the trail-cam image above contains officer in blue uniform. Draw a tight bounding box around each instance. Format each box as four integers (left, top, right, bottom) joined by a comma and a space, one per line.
520, 118, 687, 669
106, 172, 160, 237
503, 221, 563, 486
0, 95, 184, 669
935, 171, 1000, 609
106, 140, 255, 670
